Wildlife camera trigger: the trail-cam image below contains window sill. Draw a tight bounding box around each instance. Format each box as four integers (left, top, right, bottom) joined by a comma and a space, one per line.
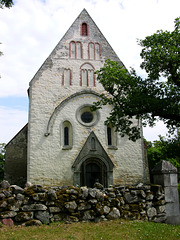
62, 146, 72, 150
108, 145, 118, 150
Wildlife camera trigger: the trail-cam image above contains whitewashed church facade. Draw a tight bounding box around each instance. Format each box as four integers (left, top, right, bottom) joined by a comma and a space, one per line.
5, 9, 149, 187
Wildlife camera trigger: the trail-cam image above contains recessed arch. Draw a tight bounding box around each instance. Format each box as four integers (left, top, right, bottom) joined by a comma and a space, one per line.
44, 90, 105, 136
72, 131, 114, 187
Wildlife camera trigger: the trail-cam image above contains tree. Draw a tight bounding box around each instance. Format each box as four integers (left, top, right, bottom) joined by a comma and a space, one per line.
145, 133, 180, 180
0, 0, 13, 8
92, 18, 180, 141
0, 143, 6, 181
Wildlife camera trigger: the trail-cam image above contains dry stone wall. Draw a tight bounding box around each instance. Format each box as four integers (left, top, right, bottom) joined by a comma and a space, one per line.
0, 180, 166, 226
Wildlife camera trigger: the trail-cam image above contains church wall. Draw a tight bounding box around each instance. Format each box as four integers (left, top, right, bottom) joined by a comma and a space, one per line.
27, 9, 148, 186
5, 124, 28, 187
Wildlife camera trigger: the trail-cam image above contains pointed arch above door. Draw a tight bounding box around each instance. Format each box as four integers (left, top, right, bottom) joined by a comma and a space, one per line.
72, 131, 114, 187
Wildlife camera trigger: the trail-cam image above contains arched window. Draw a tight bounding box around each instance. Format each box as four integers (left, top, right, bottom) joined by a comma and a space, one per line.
107, 127, 112, 146
64, 127, 69, 146
62, 68, 71, 86
62, 121, 73, 149
80, 63, 95, 87
88, 42, 101, 60
81, 22, 88, 36
107, 125, 117, 149
69, 41, 82, 59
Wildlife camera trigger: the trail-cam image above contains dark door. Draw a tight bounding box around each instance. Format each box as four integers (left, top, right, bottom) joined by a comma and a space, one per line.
85, 163, 101, 188
81, 158, 107, 187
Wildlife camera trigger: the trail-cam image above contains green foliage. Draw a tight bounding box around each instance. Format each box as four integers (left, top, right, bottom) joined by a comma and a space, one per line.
145, 133, 180, 179
0, 0, 13, 8
139, 17, 180, 87
0, 143, 6, 181
92, 17, 180, 141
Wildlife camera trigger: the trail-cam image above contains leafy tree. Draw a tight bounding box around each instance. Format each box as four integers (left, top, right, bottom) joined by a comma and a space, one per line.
139, 17, 180, 87
0, 0, 13, 8
0, 143, 6, 181
92, 18, 180, 141
145, 133, 180, 180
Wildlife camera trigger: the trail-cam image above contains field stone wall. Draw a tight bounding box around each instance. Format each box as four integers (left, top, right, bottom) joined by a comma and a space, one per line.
0, 180, 167, 226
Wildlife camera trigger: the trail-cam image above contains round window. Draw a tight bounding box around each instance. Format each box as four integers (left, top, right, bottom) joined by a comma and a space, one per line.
76, 105, 99, 127
81, 112, 93, 123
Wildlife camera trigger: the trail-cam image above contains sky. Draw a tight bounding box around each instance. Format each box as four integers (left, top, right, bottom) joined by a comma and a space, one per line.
0, 0, 179, 144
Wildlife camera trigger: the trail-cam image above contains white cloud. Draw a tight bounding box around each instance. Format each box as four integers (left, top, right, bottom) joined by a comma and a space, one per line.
0, 0, 179, 142
0, 106, 28, 143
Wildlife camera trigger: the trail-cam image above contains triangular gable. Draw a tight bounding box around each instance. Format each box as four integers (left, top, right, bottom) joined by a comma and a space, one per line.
29, 9, 124, 87
72, 131, 114, 172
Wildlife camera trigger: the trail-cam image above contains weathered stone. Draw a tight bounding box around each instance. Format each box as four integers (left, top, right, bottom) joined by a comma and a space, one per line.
93, 182, 104, 190
15, 212, 33, 222
48, 189, 57, 201
32, 192, 47, 202
0, 211, 17, 218
23, 219, 42, 226
11, 185, 24, 194
0, 193, 5, 199
107, 207, 120, 220
95, 191, 104, 201
124, 193, 139, 203
35, 211, 50, 224
146, 201, 153, 209
16, 193, 25, 201
68, 189, 79, 195
153, 214, 167, 223
54, 214, 64, 222
3, 190, 11, 198
156, 205, 165, 213
22, 204, 47, 211
103, 206, 110, 215
65, 201, 77, 212
8, 200, 21, 211
146, 193, 154, 201
0, 180, 10, 189
139, 190, 146, 198
66, 215, 79, 223
153, 199, 166, 206
7, 196, 15, 204
80, 187, 88, 199
1, 218, 14, 226
0, 200, 7, 208
78, 202, 91, 211
49, 207, 61, 213
147, 207, 157, 218
107, 192, 116, 198
88, 188, 97, 198
82, 210, 95, 220
88, 199, 97, 205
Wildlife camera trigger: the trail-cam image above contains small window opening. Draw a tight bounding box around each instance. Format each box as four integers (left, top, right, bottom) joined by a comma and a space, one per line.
91, 137, 96, 150
107, 127, 112, 146
64, 127, 69, 146
82, 23, 88, 36
81, 112, 93, 123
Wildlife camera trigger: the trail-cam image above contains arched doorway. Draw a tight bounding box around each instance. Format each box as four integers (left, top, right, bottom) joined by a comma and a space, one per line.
80, 158, 107, 187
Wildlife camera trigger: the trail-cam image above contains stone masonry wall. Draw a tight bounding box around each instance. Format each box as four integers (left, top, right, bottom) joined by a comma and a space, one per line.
0, 180, 166, 226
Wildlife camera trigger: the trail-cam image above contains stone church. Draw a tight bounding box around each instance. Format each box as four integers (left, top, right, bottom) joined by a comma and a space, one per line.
5, 9, 149, 187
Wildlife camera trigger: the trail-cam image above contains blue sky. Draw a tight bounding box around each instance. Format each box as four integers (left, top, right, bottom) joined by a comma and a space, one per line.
0, 0, 179, 143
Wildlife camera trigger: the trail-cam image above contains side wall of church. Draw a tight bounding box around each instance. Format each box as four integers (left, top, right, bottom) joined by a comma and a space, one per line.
27, 10, 149, 186
5, 124, 28, 187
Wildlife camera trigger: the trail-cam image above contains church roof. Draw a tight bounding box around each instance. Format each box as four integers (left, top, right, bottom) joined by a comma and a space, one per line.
29, 8, 124, 87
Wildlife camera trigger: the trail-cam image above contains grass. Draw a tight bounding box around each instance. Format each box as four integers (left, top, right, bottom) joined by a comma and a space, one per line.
0, 219, 180, 240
